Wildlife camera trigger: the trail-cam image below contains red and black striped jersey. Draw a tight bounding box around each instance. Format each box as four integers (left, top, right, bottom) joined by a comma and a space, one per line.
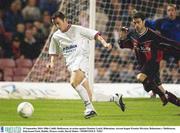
119, 28, 180, 67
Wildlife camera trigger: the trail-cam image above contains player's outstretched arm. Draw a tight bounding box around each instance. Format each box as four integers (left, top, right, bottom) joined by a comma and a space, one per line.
95, 34, 112, 50
46, 55, 56, 71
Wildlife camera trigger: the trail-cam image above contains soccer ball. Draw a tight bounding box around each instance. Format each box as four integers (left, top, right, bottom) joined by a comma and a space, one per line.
17, 102, 34, 118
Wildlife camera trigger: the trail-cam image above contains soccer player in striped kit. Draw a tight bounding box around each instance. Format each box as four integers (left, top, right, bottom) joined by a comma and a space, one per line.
119, 12, 180, 107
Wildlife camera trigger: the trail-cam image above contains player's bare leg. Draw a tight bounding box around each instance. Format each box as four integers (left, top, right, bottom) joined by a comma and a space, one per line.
158, 85, 180, 106
70, 69, 97, 118
70, 70, 84, 88
158, 85, 166, 94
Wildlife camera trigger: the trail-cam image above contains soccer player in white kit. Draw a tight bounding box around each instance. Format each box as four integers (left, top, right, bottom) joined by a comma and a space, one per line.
48, 11, 125, 119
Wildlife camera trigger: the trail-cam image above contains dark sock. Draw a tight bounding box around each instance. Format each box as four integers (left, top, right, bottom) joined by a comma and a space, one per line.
154, 87, 169, 106
166, 91, 180, 106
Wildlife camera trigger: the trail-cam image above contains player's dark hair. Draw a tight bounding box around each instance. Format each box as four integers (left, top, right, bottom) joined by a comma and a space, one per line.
132, 12, 146, 21
52, 11, 66, 21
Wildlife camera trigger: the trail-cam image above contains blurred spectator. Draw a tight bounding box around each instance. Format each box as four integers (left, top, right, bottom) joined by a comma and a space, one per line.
177, 60, 180, 83
42, 11, 51, 37
0, 27, 12, 58
0, 69, 4, 81
0, 9, 5, 57
13, 23, 25, 42
0, 10, 12, 57
78, 10, 89, 27
172, 60, 180, 83
0, 45, 3, 58
32, 20, 46, 45
96, 6, 108, 34
0, 41, 12, 58
120, 63, 136, 82
107, 49, 121, 63
146, 4, 180, 61
146, 4, 180, 42
121, 3, 137, 26
16, 0, 22, 10
10, 36, 23, 59
94, 64, 110, 83
0, 0, 14, 10
24, 22, 33, 30
39, 0, 59, 15
178, 60, 180, 69
145, 4, 165, 30
112, 20, 121, 48
109, 61, 121, 82
22, 0, 41, 22
21, 29, 39, 59
152, 4, 165, 20
4, 0, 23, 32
0, 9, 5, 34
111, 0, 121, 14
119, 49, 131, 68
157, 4, 180, 60
156, 4, 180, 42
159, 60, 172, 83
102, 0, 121, 43
171, 67, 180, 83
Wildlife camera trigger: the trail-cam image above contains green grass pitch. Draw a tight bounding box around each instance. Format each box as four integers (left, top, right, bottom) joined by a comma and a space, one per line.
0, 98, 179, 126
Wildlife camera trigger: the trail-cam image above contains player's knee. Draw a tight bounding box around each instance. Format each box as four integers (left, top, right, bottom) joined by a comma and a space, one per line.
70, 81, 79, 88
136, 73, 147, 83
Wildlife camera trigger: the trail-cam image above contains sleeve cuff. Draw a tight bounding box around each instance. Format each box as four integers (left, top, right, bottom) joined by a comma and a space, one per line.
94, 32, 101, 40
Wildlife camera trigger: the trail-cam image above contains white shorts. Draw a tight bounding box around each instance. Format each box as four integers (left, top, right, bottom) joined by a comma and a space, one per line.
67, 56, 89, 77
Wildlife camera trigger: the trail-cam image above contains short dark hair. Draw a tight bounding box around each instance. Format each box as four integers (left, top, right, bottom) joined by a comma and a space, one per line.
132, 12, 146, 21
52, 11, 66, 21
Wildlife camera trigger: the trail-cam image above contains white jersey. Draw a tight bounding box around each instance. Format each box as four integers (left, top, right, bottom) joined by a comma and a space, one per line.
49, 25, 98, 66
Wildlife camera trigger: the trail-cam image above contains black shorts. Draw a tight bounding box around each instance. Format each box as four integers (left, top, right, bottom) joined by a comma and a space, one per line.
139, 62, 162, 86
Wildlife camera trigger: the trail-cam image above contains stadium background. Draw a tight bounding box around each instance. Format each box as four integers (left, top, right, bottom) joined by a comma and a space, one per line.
0, 0, 179, 84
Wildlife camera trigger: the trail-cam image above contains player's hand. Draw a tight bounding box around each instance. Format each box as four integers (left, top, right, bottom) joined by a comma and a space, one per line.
104, 43, 112, 50
120, 27, 128, 40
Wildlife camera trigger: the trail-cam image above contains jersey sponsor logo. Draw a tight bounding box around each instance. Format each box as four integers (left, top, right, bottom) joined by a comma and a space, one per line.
138, 46, 151, 52
135, 45, 151, 52
138, 41, 152, 52
63, 45, 77, 53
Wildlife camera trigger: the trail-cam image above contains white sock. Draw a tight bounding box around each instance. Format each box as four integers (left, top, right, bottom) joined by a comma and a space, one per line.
75, 85, 94, 110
